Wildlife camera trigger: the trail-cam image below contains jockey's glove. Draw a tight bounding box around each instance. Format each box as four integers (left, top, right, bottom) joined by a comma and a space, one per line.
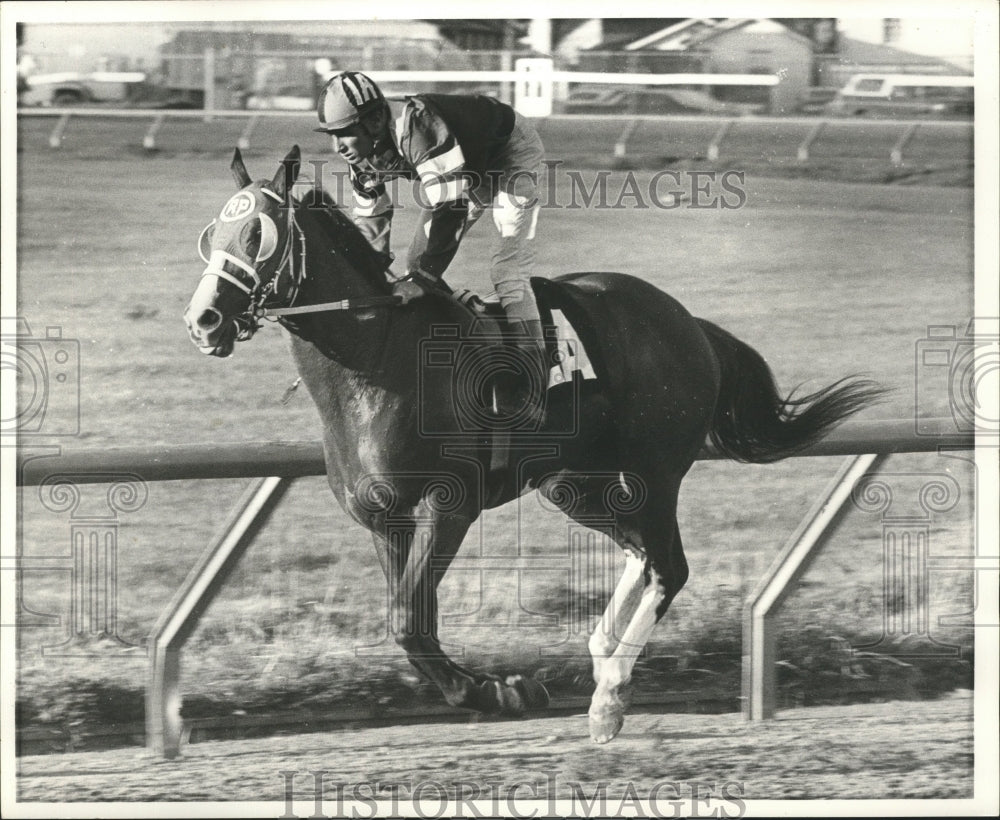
392, 278, 425, 305
392, 268, 441, 304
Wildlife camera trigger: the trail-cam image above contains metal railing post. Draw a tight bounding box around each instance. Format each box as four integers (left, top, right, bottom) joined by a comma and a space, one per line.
48, 112, 71, 149
707, 120, 734, 161
743, 452, 890, 721
797, 120, 827, 161
146, 475, 293, 757
613, 119, 641, 160
891, 123, 920, 167
203, 46, 216, 122
237, 114, 260, 151
143, 114, 165, 151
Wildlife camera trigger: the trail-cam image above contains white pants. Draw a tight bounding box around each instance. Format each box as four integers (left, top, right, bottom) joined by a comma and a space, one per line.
466, 113, 545, 324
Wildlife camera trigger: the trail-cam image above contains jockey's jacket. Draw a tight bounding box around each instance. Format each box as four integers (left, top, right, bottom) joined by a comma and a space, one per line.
349, 93, 517, 278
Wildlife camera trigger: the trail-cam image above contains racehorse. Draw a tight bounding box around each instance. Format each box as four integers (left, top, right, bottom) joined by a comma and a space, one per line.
184, 146, 884, 743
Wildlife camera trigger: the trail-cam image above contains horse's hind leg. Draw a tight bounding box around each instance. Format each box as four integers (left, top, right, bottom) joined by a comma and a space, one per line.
587, 486, 688, 744
588, 548, 645, 685
538, 473, 647, 685
540, 470, 689, 742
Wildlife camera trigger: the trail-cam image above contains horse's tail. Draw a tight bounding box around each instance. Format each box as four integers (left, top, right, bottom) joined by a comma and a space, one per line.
697, 318, 888, 464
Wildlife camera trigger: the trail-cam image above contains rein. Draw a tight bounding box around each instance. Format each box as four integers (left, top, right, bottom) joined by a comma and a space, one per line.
259, 294, 403, 318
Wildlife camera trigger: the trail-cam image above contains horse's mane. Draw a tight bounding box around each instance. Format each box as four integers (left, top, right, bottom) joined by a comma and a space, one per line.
293, 183, 392, 291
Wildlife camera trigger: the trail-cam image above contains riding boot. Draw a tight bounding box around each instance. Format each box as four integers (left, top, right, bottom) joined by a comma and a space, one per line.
496, 318, 548, 428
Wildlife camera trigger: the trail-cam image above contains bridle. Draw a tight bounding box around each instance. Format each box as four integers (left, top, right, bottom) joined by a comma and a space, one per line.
197, 186, 400, 342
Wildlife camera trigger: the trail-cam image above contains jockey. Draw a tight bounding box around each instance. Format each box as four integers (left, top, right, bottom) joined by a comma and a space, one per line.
314, 70, 548, 419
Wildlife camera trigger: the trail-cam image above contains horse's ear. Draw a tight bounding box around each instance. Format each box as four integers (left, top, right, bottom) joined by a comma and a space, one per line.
231, 148, 252, 188
272, 145, 302, 200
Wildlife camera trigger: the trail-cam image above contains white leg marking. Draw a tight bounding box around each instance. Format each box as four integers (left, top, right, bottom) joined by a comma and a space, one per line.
588, 550, 645, 683
589, 564, 665, 743
595, 573, 664, 694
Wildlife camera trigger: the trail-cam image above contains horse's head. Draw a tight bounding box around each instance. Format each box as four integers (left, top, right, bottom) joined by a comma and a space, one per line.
183, 145, 302, 357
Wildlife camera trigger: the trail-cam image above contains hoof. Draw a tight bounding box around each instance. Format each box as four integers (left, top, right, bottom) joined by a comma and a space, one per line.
508, 674, 550, 711
465, 674, 550, 716
589, 709, 624, 744
589, 681, 629, 743
493, 675, 550, 715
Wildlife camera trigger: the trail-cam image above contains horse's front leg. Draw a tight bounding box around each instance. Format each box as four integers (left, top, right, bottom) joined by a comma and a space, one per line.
380, 505, 549, 716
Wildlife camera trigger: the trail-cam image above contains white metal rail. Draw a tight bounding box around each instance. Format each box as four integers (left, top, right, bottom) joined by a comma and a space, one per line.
16, 418, 977, 756
17, 108, 972, 167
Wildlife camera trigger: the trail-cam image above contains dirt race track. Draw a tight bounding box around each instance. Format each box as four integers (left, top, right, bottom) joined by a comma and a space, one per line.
14, 696, 973, 806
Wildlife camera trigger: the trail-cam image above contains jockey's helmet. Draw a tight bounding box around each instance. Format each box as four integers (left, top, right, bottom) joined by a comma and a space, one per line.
314, 71, 386, 132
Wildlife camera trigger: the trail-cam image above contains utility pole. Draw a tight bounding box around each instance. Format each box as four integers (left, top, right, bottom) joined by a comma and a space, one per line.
527, 18, 552, 55
500, 20, 517, 104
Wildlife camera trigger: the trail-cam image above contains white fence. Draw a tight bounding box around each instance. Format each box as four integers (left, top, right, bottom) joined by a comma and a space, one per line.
15, 419, 978, 756
17, 107, 973, 169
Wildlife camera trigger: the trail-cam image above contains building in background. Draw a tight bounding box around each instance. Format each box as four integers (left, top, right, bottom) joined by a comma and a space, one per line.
16, 17, 976, 115
159, 23, 439, 108
432, 19, 525, 54
18, 22, 171, 75
578, 18, 813, 115
836, 17, 974, 73
19, 20, 454, 108
816, 36, 972, 89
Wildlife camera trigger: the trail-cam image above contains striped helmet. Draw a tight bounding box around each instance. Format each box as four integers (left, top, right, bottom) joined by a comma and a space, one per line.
315, 71, 385, 132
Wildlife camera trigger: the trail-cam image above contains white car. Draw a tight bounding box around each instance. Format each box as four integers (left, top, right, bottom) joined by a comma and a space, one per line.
824, 74, 973, 119
19, 71, 147, 107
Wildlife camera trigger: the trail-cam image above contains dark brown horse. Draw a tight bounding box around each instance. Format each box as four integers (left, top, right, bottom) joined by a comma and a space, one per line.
184, 146, 883, 742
